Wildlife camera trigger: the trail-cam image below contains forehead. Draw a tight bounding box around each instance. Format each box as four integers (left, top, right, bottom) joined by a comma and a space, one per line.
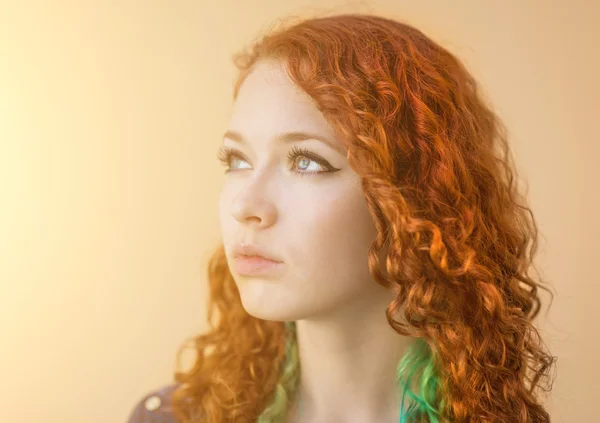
228, 60, 337, 140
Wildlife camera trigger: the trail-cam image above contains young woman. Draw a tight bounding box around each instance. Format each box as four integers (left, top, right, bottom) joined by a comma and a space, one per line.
127, 13, 555, 423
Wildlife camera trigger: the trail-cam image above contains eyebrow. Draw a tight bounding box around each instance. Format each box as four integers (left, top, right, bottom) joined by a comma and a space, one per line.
222, 130, 346, 156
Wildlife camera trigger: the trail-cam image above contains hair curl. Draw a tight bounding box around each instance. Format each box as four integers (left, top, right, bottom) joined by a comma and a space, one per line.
170, 13, 556, 423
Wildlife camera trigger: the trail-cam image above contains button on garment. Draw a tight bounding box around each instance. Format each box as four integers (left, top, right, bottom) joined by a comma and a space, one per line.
126, 384, 179, 423
144, 395, 162, 412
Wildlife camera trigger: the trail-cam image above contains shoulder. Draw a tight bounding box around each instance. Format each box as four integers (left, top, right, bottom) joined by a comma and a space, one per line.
126, 384, 180, 423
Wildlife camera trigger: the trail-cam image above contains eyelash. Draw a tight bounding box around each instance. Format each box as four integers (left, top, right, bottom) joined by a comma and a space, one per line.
216, 145, 338, 177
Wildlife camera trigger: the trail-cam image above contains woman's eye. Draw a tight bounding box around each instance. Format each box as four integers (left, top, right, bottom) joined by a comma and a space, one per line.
216, 147, 250, 172
290, 155, 326, 173
287, 145, 338, 176
229, 155, 251, 170
216, 145, 339, 176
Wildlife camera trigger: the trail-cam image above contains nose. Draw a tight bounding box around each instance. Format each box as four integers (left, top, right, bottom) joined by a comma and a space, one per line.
230, 183, 277, 229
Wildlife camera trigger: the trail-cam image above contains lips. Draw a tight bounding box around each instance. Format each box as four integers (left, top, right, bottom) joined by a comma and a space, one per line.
232, 243, 283, 263
231, 243, 284, 276
234, 255, 283, 276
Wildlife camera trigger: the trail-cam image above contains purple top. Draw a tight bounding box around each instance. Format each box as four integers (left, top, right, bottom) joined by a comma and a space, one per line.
126, 384, 179, 423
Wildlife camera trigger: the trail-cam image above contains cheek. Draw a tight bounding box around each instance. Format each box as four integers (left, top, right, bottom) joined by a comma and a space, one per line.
322, 184, 377, 252
217, 192, 226, 228
291, 187, 378, 289
218, 189, 228, 216
217, 189, 235, 240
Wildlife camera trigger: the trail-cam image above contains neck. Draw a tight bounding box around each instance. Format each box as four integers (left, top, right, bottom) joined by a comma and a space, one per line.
291, 288, 414, 423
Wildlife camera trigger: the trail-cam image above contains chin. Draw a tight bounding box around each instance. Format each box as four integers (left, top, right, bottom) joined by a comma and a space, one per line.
236, 283, 302, 321
241, 303, 296, 321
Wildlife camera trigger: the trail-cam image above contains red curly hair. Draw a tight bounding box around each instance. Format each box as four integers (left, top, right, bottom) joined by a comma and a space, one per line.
170, 12, 556, 422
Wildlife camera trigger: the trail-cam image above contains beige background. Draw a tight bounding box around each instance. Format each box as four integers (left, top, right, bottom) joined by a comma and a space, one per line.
1, 1, 598, 422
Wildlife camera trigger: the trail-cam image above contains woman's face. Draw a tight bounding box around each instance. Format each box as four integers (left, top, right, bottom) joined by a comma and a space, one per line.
218, 59, 392, 321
